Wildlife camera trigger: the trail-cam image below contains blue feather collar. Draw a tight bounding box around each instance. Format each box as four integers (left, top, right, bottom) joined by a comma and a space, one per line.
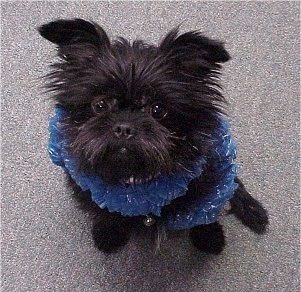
48, 105, 238, 230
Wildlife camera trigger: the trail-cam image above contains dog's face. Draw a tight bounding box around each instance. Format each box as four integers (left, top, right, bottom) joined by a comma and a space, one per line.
39, 19, 230, 184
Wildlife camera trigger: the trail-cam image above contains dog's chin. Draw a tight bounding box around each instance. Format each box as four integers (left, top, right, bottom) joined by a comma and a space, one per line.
91, 147, 167, 186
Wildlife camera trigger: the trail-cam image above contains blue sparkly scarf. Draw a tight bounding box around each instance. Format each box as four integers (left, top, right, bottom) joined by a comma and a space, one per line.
48, 105, 238, 230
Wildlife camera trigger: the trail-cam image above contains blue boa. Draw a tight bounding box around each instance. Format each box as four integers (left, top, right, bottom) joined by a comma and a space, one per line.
48, 105, 238, 230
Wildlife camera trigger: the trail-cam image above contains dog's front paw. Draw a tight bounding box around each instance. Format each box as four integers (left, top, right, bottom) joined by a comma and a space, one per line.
92, 225, 130, 253
189, 222, 225, 254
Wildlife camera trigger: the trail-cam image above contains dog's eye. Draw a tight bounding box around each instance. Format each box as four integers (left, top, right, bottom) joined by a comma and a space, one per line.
92, 100, 108, 115
151, 103, 167, 120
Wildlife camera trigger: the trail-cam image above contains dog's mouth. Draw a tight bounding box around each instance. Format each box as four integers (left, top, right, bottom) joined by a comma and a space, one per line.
120, 173, 161, 186
91, 144, 168, 186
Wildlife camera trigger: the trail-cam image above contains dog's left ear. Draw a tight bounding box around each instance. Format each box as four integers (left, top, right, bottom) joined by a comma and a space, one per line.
159, 28, 230, 71
38, 18, 110, 47
38, 18, 110, 59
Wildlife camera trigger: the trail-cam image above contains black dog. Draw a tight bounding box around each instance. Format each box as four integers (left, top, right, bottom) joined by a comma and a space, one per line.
38, 19, 268, 254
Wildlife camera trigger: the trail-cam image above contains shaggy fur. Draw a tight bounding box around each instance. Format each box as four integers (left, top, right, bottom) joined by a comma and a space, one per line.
39, 19, 268, 254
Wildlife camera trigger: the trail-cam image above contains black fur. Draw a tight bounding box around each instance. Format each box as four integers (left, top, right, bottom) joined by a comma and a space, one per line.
230, 178, 268, 234
39, 19, 268, 254
189, 222, 225, 254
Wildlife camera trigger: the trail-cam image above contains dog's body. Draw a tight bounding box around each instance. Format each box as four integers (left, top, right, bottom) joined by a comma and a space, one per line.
39, 19, 268, 254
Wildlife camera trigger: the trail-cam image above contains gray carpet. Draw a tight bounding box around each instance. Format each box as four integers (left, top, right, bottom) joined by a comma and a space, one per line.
1, 1, 300, 291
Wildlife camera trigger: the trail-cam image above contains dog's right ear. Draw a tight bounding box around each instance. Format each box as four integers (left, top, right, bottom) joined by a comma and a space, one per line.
38, 18, 110, 51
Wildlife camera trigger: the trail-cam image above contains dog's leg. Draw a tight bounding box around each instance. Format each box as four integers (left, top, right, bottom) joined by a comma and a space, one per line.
67, 176, 133, 253
189, 222, 225, 254
230, 178, 268, 234
91, 212, 133, 253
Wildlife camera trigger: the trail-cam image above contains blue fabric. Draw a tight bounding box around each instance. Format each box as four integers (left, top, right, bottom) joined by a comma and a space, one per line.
48, 105, 238, 230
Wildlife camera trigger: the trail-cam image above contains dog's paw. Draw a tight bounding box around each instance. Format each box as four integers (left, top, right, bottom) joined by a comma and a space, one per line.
189, 222, 225, 254
92, 225, 129, 253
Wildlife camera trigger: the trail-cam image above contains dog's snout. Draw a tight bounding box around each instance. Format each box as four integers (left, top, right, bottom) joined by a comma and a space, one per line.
113, 123, 135, 139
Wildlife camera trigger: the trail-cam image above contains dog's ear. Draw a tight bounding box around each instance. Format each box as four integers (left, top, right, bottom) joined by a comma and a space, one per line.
38, 19, 110, 56
159, 28, 230, 73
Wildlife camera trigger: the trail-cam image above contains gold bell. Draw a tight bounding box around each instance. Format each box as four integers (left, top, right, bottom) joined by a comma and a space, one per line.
143, 215, 156, 226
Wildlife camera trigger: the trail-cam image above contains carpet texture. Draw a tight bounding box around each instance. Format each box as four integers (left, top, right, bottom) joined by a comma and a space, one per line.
1, 2, 300, 291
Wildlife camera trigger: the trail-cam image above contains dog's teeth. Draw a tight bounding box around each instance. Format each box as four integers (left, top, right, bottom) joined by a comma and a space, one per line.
123, 174, 159, 185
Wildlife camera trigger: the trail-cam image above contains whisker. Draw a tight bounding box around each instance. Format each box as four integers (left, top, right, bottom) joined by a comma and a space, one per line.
169, 134, 187, 141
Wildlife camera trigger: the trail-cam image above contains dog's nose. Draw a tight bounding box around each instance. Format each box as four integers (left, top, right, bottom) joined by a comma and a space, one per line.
113, 123, 135, 139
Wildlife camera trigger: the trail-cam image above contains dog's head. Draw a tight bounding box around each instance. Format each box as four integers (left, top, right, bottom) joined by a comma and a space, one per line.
39, 19, 230, 184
